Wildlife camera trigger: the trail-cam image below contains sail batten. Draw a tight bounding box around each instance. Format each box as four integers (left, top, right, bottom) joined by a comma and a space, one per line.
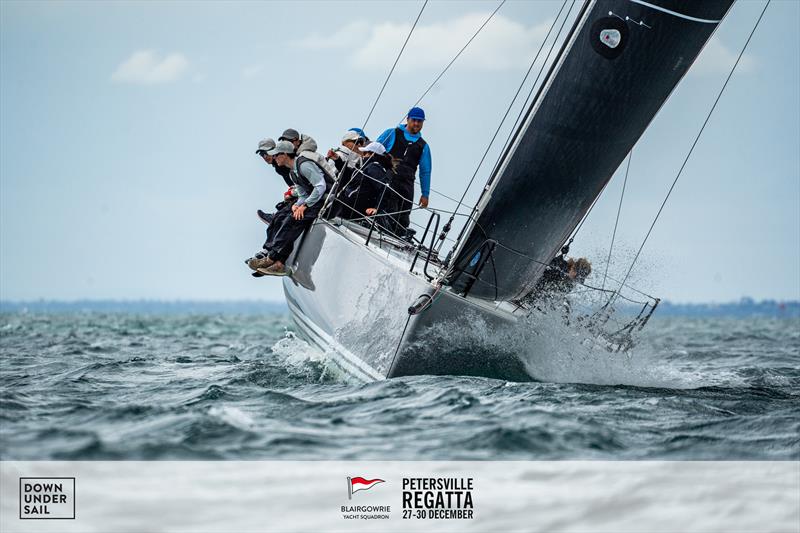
446, 0, 735, 301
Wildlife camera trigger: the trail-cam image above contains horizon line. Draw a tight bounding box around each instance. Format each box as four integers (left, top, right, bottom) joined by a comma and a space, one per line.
1, 297, 798, 306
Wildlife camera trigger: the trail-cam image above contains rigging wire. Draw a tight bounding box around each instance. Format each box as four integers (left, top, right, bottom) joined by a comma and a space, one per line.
601, 149, 633, 292
484, 0, 583, 260
390, 0, 506, 212
433, 0, 573, 254
456, 0, 573, 214
447, 0, 583, 266
472, 0, 581, 256
361, 0, 428, 131
412, 0, 506, 108
321, 1, 427, 219
610, 0, 771, 307
491, 0, 579, 175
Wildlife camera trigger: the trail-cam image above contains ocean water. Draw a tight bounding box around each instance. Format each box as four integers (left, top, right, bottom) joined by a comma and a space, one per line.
1, 311, 798, 460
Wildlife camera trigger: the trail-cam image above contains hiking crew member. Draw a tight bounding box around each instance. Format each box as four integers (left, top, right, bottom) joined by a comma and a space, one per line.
248, 138, 299, 273
358, 142, 398, 233
279, 128, 338, 181
334, 141, 394, 222
348, 127, 370, 144
256, 138, 293, 188
376, 107, 431, 232
279, 128, 317, 155
523, 255, 592, 307
255, 138, 297, 223
326, 130, 364, 199
255, 140, 332, 276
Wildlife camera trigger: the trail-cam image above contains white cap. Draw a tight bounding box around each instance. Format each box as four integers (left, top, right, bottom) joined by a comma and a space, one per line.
341, 131, 360, 143
359, 141, 386, 155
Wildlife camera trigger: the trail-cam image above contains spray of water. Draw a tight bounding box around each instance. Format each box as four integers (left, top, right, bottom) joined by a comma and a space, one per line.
276, 301, 715, 389
509, 308, 700, 388
270, 331, 351, 383
413, 299, 713, 389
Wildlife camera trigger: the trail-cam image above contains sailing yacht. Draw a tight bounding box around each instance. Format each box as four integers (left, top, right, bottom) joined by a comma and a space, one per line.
280, 0, 736, 382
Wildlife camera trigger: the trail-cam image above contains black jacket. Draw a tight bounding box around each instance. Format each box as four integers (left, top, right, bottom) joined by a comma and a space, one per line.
529, 255, 574, 301
272, 161, 293, 188
339, 155, 393, 219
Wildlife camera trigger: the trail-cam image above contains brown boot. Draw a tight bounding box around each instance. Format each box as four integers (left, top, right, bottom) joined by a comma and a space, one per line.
247, 256, 275, 271
257, 262, 290, 277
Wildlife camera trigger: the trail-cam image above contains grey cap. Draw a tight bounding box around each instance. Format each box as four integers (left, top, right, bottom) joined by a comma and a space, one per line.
267, 140, 296, 156
255, 138, 276, 154
278, 128, 300, 142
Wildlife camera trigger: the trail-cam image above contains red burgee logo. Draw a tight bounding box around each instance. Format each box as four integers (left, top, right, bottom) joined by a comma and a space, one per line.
347, 476, 385, 499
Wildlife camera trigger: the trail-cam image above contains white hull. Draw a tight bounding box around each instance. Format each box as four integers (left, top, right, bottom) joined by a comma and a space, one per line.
282, 220, 532, 382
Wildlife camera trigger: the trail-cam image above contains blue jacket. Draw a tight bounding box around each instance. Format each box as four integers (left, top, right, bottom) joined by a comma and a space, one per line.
376, 124, 432, 197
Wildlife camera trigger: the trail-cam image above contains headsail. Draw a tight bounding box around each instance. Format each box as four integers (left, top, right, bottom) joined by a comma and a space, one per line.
446, 0, 734, 301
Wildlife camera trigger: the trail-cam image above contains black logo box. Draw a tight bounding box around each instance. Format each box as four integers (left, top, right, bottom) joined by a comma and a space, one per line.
19, 477, 76, 520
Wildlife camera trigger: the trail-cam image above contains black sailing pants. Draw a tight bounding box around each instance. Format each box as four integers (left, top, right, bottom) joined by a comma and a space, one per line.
394, 178, 415, 230
262, 203, 294, 250
268, 201, 323, 263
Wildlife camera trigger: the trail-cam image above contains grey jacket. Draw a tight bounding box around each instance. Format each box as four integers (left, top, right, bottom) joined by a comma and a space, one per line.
296, 134, 318, 154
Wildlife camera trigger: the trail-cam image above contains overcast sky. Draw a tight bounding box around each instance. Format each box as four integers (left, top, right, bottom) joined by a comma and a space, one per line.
1, 0, 798, 303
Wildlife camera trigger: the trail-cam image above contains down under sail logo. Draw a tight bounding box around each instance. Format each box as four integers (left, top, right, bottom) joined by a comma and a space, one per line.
347, 476, 385, 499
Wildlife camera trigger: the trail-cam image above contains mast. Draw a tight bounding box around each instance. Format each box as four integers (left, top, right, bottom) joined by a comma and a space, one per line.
447, 0, 593, 270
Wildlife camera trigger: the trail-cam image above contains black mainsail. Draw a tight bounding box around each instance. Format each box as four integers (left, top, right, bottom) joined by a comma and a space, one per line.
446, 0, 734, 301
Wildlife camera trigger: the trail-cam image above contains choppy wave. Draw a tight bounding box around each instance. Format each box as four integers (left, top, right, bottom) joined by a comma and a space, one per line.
1, 312, 798, 460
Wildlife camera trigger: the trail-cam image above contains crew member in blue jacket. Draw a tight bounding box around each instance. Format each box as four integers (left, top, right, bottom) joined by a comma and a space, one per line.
376, 107, 431, 232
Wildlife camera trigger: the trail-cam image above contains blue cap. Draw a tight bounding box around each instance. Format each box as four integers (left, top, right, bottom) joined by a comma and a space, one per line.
407, 107, 426, 121
348, 127, 368, 140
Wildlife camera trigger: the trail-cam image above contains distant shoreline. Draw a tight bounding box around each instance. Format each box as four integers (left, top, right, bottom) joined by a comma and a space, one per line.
0, 300, 287, 315
0, 298, 798, 317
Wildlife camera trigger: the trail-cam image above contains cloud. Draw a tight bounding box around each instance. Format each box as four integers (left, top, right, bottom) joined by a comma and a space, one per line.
297, 20, 371, 50
692, 37, 755, 76
295, 15, 756, 78
111, 50, 189, 84
294, 13, 552, 71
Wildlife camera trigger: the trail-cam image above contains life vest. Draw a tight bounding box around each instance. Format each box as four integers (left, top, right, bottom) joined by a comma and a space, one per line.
388, 127, 426, 184
298, 150, 338, 182
293, 155, 334, 196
